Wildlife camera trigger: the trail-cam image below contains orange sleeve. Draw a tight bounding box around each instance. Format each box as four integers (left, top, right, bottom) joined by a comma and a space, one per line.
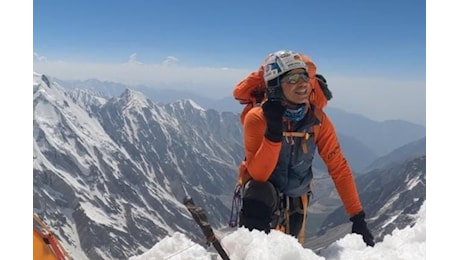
243, 107, 282, 182
316, 112, 363, 216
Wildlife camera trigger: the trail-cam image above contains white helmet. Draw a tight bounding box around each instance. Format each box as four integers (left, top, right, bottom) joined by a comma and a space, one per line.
262, 50, 307, 83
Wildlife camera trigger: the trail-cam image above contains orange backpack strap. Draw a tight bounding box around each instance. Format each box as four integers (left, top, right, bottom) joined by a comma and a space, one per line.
274, 194, 309, 244
311, 107, 325, 143
283, 132, 311, 153
237, 160, 252, 186
297, 194, 309, 244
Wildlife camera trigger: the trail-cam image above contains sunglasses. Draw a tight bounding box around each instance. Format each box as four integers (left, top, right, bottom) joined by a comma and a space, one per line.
280, 73, 309, 84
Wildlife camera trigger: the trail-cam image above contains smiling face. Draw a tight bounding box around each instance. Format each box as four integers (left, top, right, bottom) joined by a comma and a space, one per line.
280, 68, 311, 107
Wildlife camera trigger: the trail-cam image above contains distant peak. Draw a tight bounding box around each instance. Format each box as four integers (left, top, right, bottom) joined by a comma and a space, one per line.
120, 88, 144, 97
175, 99, 205, 111
33, 72, 51, 89
118, 88, 152, 110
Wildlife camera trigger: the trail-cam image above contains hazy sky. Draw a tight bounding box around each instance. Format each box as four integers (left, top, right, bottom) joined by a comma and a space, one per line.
33, 0, 426, 125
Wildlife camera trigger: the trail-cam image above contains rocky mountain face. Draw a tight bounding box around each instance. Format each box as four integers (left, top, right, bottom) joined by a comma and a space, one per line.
305, 155, 426, 251
364, 137, 426, 172
357, 155, 426, 241
34, 72, 242, 259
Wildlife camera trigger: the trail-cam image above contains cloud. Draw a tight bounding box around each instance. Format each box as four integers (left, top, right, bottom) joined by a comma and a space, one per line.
33, 53, 251, 99
162, 56, 180, 67
33, 52, 48, 62
128, 53, 143, 65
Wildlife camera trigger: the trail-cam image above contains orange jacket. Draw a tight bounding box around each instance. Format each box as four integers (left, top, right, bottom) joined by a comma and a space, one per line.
243, 105, 363, 217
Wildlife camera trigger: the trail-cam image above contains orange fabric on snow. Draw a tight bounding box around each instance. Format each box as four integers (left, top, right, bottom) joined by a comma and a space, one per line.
34, 229, 60, 260
33, 214, 69, 260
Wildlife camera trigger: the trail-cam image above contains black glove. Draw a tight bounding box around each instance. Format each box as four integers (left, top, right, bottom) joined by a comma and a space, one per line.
350, 211, 375, 247
266, 84, 283, 101
262, 100, 286, 142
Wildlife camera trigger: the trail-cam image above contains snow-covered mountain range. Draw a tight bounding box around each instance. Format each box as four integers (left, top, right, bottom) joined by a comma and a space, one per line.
52, 76, 426, 174
34, 72, 426, 259
34, 72, 241, 259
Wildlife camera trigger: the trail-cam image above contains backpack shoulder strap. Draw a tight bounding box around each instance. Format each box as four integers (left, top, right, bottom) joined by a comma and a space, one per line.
311, 107, 325, 143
